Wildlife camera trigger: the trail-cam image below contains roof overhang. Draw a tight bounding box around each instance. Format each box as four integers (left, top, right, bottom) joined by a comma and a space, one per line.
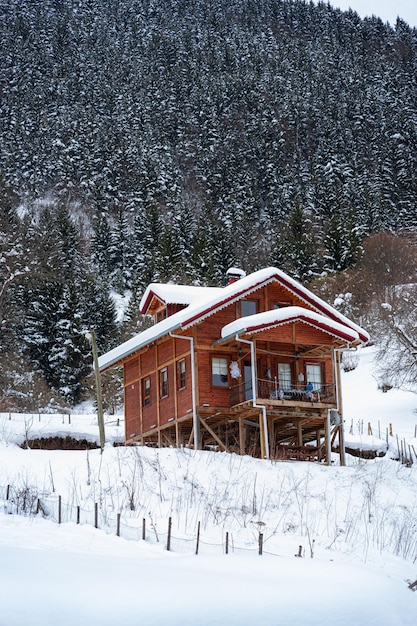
219, 306, 360, 346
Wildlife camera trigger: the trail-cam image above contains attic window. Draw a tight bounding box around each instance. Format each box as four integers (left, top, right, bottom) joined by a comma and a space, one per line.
241, 300, 258, 317
156, 309, 167, 323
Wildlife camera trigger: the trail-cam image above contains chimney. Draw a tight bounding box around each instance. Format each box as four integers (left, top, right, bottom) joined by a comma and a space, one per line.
226, 267, 246, 284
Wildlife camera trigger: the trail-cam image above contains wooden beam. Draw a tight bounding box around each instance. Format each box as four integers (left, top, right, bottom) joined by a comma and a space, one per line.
199, 416, 229, 453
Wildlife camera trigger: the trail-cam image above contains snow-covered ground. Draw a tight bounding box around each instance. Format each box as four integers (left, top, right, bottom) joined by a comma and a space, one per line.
1, 345, 417, 625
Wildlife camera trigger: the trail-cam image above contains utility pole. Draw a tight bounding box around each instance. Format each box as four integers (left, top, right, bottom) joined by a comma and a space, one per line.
85, 328, 105, 453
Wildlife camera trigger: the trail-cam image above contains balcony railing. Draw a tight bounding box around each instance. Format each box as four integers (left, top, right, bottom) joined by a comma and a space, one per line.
230, 378, 336, 405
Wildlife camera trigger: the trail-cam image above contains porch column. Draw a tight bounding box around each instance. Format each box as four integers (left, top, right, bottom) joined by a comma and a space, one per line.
239, 416, 245, 455
325, 411, 331, 465
334, 348, 346, 466
259, 411, 266, 459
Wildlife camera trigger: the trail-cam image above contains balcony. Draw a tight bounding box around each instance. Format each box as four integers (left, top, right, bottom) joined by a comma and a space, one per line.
230, 378, 336, 407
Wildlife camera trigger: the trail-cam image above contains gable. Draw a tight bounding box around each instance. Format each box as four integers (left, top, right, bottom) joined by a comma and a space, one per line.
98, 267, 369, 372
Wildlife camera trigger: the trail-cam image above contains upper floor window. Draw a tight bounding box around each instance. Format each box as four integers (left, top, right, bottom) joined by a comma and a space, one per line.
212, 357, 228, 387
178, 359, 186, 389
241, 300, 258, 317
278, 362, 292, 390
156, 309, 167, 323
142, 377, 151, 406
306, 363, 322, 390
160, 368, 168, 398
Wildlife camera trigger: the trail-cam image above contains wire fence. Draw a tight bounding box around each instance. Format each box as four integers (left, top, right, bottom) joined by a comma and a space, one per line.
0, 483, 280, 558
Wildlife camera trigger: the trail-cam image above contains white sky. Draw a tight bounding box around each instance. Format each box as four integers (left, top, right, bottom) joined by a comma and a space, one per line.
325, 1, 417, 27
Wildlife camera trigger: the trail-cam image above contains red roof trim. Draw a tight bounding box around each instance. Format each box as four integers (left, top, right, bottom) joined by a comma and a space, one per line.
244, 314, 358, 343
182, 277, 273, 328
140, 290, 159, 314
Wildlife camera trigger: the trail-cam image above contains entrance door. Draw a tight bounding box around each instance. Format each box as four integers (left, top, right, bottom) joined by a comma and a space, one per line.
244, 362, 253, 400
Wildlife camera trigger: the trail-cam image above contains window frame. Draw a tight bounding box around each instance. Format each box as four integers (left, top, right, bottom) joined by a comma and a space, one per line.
241, 299, 258, 317
305, 362, 323, 390
178, 359, 186, 390
211, 356, 229, 387
142, 377, 151, 406
159, 367, 168, 398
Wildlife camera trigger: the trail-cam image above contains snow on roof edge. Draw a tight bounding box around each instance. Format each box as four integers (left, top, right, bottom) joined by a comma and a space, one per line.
99, 267, 369, 370
221, 306, 360, 343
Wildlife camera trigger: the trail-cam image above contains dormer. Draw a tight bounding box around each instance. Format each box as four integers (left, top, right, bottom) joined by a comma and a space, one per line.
140, 283, 223, 323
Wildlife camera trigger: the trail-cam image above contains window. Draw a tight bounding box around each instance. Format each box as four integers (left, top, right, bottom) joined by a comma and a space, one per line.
306, 364, 322, 390
278, 363, 292, 390
212, 357, 229, 387
160, 368, 168, 398
142, 377, 151, 406
157, 309, 167, 323
241, 300, 258, 317
178, 359, 186, 389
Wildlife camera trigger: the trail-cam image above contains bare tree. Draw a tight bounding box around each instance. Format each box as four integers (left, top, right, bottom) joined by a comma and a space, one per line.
375, 284, 417, 392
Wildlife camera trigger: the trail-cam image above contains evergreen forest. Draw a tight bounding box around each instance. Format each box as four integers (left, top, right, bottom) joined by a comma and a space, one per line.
1, 0, 417, 409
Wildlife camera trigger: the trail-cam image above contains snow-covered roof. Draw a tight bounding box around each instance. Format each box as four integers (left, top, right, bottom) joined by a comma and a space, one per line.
98, 267, 369, 371
221, 306, 360, 344
140, 284, 223, 312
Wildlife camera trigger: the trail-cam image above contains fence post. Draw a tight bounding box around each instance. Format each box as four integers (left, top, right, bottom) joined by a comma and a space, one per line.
95, 503, 98, 528
225, 531, 229, 555
142, 518, 146, 540
58, 495, 62, 524
258, 532, 263, 555
195, 521, 201, 555
77, 506, 80, 524
6, 485, 10, 500
116, 513, 121, 537
167, 517, 172, 551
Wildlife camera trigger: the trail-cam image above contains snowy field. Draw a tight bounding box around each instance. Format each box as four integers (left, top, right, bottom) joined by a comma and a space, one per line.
1, 345, 417, 625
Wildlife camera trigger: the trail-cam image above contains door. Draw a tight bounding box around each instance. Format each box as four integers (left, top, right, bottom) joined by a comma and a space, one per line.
244, 362, 253, 400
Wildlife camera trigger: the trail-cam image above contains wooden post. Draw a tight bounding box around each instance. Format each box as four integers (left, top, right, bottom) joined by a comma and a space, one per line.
297, 422, 303, 447
225, 532, 229, 555
95, 502, 98, 528
167, 517, 172, 551
195, 521, 201, 555
58, 495, 62, 524
324, 412, 331, 465
239, 417, 245, 455
258, 532, 263, 555
142, 518, 146, 540
6, 485, 10, 500
334, 350, 346, 466
116, 513, 121, 537
259, 411, 266, 460
368, 422, 372, 435
389, 423, 393, 436
77, 506, 80, 524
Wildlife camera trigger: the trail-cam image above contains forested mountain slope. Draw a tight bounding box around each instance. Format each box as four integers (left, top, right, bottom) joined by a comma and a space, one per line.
1, 0, 416, 408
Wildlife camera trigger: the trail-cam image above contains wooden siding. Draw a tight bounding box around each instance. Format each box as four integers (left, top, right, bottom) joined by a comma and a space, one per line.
124, 357, 139, 385
121, 280, 348, 457
125, 381, 140, 439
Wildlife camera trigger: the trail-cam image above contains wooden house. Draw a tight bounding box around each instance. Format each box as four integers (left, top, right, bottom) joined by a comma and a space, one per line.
98, 267, 369, 463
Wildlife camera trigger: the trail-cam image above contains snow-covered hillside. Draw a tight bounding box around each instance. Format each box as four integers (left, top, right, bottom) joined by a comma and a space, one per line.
1, 346, 416, 625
